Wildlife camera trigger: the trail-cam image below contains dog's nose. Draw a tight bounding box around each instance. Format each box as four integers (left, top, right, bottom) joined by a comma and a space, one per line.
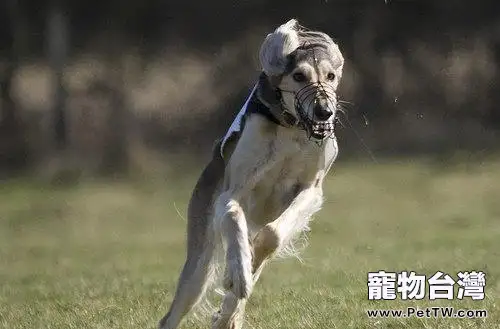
313, 104, 333, 121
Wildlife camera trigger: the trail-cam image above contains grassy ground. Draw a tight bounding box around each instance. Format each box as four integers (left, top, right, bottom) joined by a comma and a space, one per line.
1, 157, 499, 329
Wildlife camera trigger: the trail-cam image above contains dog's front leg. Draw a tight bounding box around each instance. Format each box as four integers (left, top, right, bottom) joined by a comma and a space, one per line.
211, 192, 252, 329
215, 142, 281, 299
214, 191, 253, 299
212, 159, 280, 328
252, 187, 323, 271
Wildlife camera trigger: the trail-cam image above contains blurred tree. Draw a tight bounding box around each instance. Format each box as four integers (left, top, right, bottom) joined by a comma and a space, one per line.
98, 0, 131, 175
0, 0, 29, 173
46, 0, 68, 151
0, 0, 499, 174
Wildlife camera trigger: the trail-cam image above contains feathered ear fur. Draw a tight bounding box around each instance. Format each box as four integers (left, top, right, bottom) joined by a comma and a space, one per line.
259, 19, 300, 76
257, 72, 282, 107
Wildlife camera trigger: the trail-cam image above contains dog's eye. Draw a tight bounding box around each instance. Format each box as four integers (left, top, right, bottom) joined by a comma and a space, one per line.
327, 72, 336, 81
292, 72, 306, 82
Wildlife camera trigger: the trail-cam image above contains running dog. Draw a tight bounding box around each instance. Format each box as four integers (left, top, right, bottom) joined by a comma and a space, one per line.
159, 18, 344, 329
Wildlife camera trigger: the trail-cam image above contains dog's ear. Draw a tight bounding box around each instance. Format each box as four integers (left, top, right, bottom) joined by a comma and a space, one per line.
259, 19, 300, 76
257, 72, 282, 107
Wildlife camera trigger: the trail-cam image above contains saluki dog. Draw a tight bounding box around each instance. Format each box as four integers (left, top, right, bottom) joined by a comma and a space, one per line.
159, 18, 344, 329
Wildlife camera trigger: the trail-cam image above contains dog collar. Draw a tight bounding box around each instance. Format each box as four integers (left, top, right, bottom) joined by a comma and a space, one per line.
250, 92, 298, 128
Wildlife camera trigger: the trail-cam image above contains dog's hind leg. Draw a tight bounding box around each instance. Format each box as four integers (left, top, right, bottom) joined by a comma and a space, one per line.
159, 146, 225, 329
159, 240, 215, 329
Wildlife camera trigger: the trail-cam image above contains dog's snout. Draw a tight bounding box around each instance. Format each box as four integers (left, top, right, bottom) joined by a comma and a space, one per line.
313, 103, 333, 121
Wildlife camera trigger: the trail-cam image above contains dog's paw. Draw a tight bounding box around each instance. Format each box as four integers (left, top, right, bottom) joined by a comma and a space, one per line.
211, 310, 221, 326
212, 311, 236, 329
211, 296, 243, 329
223, 258, 253, 299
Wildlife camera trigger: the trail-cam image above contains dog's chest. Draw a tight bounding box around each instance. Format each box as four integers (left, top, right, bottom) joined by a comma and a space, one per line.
245, 136, 337, 226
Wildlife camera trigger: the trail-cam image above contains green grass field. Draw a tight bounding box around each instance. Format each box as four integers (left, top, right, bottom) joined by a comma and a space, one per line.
1, 157, 499, 329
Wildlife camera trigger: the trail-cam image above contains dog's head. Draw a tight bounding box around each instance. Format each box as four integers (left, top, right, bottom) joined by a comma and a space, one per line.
258, 19, 344, 141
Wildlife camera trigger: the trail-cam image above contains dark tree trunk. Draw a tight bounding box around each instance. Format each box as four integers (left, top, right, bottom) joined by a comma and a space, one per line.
99, 17, 130, 175
0, 0, 28, 173
47, 0, 69, 151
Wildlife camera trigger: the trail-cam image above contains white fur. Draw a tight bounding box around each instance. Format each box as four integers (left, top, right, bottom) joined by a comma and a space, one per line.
208, 116, 338, 329
259, 19, 300, 76
220, 84, 257, 157
159, 19, 343, 329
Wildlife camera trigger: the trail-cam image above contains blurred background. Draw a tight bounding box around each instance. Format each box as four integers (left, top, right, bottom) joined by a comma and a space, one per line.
2, 2, 500, 328
1, 0, 499, 180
